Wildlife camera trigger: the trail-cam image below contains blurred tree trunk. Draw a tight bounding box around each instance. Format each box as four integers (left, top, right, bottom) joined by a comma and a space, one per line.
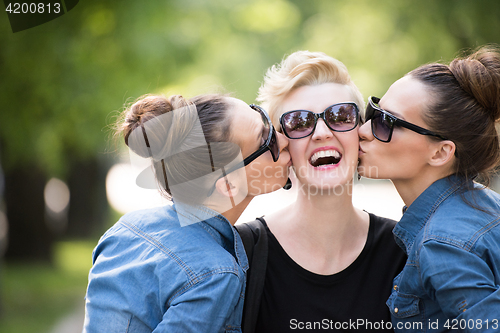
66, 157, 109, 239
4, 167, 53, 263
2, 155, 110, 263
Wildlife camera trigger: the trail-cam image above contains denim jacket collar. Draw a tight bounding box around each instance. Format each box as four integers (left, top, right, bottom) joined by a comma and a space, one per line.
173, 200, 249, 271
393, 175, 467, 254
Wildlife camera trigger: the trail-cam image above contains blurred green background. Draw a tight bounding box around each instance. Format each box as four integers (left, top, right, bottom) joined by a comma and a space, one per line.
1, 0, 500, 332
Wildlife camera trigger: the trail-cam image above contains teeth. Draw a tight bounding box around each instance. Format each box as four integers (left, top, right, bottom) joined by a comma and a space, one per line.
310, 150, 341, 164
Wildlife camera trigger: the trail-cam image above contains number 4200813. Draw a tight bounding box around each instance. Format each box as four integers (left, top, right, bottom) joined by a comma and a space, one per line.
5, 3, 61, 14
444, 319, 499, 330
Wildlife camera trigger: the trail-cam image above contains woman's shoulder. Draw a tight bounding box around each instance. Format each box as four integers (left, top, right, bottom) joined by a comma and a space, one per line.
367, 212, 398, 236
119, 205, 177, 226
96, 205, 239, 273
428, 186, 500, 226
94, 206, 179, 259
365, 212, 406, 262
95, 206, 172, 243
416, 187, 499, 251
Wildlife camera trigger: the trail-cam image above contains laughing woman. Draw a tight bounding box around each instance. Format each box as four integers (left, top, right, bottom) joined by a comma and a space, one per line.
240, 51, 406, 332
358, 46, 500, 332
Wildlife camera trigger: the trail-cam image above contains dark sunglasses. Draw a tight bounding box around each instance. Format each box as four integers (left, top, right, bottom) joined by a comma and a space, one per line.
207, 104, 280, 196
244, 104, 280, 163
279, 103, 360, 139
216, 104, 280, 175
365, 96, 447, 143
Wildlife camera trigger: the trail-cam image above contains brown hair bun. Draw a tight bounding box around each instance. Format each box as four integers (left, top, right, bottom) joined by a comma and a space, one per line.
449, 46, 500, 122
114, 93, 235, 202
121, 95, 192, 159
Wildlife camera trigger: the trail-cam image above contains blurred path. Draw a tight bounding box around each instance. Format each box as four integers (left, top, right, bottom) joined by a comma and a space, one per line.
49, 302, 83, 333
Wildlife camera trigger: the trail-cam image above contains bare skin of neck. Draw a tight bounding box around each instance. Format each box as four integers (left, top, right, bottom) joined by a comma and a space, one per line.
393, 167, 454, 208
220, 196, 253, 226
264, 183, 370, 275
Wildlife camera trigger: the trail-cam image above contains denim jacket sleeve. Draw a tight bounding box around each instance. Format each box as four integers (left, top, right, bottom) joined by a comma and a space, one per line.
420, 240, 500, 326
84, 270, 243, 333
154, 271, 243, 332
83, 213, 246, 333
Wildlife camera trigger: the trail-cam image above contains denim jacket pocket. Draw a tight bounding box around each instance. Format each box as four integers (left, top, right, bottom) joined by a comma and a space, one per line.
387, 290, 420, 318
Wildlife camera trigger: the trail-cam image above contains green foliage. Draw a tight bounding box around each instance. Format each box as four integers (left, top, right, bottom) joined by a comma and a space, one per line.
1, 0, 499, 177
1, 0, 500, 329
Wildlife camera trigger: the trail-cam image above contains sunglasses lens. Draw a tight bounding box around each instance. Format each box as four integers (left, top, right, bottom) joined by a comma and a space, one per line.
281, 111, 316, 139
325, 104, 358, 131
371, 110, 394, 142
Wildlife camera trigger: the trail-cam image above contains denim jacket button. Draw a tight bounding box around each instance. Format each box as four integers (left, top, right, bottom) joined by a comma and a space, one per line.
394, 307, 399, 314
393, 285, 398, 290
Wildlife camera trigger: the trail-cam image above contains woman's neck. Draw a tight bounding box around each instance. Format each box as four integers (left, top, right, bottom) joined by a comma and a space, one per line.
393, 169, 454, 207
265, 183, 370, 275
219, 196, 253, 226
294, 186, 357, 228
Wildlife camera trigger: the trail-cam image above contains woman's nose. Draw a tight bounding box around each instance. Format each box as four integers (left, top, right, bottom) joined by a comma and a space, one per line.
358, 121, 374, 141
311, 119, 333, 141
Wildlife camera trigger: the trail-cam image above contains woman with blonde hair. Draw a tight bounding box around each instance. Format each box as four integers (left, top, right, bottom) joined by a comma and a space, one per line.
83, 93, 291, 332
239, 51, 406, 332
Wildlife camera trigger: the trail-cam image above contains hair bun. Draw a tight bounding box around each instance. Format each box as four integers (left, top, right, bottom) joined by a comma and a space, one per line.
450, 46, 500, 122
120, 94, 194, 159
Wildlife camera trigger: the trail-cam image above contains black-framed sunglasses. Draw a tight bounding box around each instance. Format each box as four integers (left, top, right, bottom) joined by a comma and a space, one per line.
279, 102, 360, 139
365, 96, 447, 143
243, 104, 280, 163
216, 104, 280, 175
207, 104, 280, 196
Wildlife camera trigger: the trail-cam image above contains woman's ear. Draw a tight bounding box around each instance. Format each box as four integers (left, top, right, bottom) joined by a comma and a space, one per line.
429, 140, 456, 167
214, 176, 239, 198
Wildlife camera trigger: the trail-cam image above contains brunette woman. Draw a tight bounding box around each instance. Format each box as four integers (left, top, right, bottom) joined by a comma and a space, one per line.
83, 93, 290, 332
359, 46, 500, 332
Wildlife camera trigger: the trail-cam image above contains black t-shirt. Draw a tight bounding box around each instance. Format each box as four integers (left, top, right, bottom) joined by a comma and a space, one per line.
255, 213, 406, 332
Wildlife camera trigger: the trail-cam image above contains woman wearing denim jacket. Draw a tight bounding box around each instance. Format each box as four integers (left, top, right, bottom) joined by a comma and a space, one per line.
83, 94, 291, 332
358, 46, 500, 332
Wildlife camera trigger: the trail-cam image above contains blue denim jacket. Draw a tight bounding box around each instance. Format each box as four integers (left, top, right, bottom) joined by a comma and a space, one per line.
387, 176, 500, 332
83, 202, 248, 333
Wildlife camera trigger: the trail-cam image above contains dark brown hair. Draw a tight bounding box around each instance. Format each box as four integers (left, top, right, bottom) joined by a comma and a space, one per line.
116, 94, 238, 202
409, 45, 500, 185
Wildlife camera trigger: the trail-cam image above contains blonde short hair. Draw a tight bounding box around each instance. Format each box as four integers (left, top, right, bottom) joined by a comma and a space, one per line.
257, 51, 364, 127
